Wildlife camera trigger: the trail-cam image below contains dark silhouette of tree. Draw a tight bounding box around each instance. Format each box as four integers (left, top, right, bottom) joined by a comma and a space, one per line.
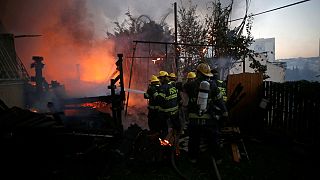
177, 0, 207, 75
177, 0, 267, 79
106, 10, 175, 88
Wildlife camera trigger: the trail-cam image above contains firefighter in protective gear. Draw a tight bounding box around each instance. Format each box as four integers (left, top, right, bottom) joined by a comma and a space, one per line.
153, 71, 180, 153
187, 72, 196, 82
169, 73, 176, 80
178, 71, 197, 134
158, 70, 169, 77
184, 62, 228, 163
144, 75, 160, 132
169, 72, 177, 86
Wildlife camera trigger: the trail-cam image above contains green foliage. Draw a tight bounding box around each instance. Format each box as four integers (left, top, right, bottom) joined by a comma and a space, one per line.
248, 53, 269, 79
177, 0, 267, 77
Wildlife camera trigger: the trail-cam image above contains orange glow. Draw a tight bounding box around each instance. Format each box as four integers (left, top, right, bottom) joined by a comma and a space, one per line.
159, 138, 172, 146
6, 0, 150, 111
6, 0, 116, 95
80, 102, 111, 114
81, 102, 108, 109
29, 108, 38, 113
80, 41, 116, 83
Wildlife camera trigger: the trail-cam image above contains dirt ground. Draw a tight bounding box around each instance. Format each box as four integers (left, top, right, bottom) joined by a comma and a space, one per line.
104, 133, 318, 180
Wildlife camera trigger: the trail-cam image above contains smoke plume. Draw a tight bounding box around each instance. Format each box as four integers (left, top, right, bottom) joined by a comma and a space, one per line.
1, 0, 116, 97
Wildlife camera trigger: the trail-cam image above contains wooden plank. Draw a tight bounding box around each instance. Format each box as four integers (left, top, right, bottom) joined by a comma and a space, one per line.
266, 81, 272, 128
270, 81, 276, 128
287, 82, 294, 134
231, 143, 241, 163
275, 82, 281, 128
292, 83, 299, 138
283, 82, 289, 134
278, 82, 285, 129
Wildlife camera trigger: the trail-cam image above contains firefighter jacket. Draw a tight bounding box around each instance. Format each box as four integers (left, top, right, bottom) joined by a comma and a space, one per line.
153, 83, 178, 115
144, 84, 160, 110
184, 77, 227, 120
217, 80, 227, 102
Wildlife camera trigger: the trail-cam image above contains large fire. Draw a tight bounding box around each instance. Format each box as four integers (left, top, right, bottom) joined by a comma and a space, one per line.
3, 0, 151, 129
3, 0, 116, 96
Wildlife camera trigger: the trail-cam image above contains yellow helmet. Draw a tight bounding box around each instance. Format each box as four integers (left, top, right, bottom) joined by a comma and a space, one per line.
169, 73, 176, 78
196, 63, 213, 77
187, 72, 196, 79
150, 75, 159, 83
158, 70, 169, 77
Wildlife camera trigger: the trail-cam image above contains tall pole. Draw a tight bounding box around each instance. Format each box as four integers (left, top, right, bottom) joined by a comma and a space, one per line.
125, 42, 137, 117
174, 2, 178, 74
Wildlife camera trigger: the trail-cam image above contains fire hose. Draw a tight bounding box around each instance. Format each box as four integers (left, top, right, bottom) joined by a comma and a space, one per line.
171, 148, 189, 180
169, 137, 222, 180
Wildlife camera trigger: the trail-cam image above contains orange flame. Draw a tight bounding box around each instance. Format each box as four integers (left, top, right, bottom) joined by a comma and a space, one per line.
80, 101, 111, 113
159, 138, 172, 146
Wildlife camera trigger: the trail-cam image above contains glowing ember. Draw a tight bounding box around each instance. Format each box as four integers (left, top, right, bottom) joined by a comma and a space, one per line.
81, 101, 109, 109
159, 138, 172, 146
29, 108, 38, 113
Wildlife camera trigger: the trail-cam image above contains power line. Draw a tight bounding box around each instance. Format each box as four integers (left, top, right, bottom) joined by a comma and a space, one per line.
229, 0, 311, 22
14, 35, 42, 38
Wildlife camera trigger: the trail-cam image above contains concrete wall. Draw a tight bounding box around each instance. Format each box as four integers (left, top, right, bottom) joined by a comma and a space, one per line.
229, 54, 285, 82
251, 38, 275, 62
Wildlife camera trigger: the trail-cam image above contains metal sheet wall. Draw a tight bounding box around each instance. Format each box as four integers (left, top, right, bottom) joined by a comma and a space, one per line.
0, 81, 26, 108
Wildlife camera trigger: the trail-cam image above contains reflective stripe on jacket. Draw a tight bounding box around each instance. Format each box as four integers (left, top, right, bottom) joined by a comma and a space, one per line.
155, 83, 178, 114
145, 84, 160, 110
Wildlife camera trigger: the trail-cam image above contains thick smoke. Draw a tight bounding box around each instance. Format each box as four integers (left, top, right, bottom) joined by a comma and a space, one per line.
1, 0, 116, 97
1, 0, 246, 129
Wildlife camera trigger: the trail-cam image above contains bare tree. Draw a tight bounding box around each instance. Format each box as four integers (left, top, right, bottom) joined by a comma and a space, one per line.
176, 0, 267, 79
107, 10, 175, 87
177, 0, 207, 75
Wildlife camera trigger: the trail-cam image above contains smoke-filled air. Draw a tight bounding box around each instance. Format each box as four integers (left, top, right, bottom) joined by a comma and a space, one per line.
1, 0, 117, 97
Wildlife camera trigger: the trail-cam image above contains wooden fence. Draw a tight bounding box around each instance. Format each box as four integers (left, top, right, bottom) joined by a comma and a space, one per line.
263, 81, 320, 143
227, 73, 320, 144
227, 73, 264, 134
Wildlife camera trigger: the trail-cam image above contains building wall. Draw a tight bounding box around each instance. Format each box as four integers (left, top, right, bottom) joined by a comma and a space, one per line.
265, 63, 285, 83
229, 54, 285, 82
0, 81, 26, 108
251, 38, 275, 62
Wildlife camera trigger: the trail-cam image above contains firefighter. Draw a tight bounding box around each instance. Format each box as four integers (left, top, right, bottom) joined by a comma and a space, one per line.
169, 72, 177, 86
154, 71, 180, 153
184, 63, 228, 163
144, 75, 160, 132
154, 71, 180, 134
186, 71, 196, 82
179, 71, 196, 134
